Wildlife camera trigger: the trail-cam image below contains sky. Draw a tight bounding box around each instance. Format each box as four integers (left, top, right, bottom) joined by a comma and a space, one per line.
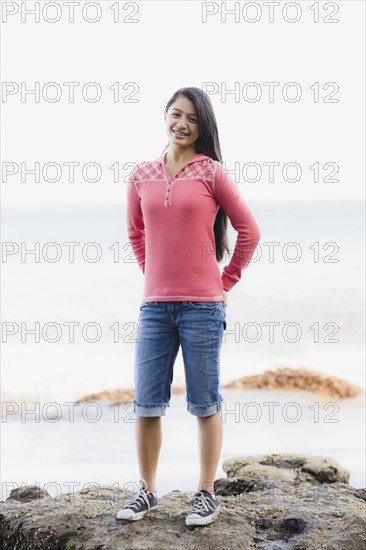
1, 0, 365, 206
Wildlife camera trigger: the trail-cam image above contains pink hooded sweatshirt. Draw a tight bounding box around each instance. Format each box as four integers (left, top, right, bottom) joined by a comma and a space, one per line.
127, 151, 261, 302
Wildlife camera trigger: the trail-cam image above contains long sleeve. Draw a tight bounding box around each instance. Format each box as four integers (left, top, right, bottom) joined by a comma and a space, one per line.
126, 168, 145, 274
213, 161, 261, 292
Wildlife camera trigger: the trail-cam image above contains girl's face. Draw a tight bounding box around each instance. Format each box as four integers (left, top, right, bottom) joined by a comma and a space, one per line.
164, 95, 200, 150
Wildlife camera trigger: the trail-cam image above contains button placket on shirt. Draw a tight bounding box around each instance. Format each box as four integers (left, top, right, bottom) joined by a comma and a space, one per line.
164, 167, 186, 207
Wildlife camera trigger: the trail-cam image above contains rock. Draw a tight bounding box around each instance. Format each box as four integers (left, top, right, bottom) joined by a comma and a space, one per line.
76, 367, 361, 407
354, 488, 366, 502
224, 366, 361, 399
7, 485, 52, 503
0, 454, 365, 550
222, 453, 350, 485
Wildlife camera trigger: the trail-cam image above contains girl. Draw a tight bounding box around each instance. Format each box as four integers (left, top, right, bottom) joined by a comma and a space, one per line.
117, 87, 261, 526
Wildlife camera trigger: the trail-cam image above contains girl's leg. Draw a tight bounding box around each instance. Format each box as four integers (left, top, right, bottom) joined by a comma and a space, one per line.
135, 416, 163, 492
196, 411, 223, 494
133, 301, 179, 493
178, 301, 226, 495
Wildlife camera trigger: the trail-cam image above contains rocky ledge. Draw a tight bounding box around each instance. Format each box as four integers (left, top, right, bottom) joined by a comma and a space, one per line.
0, 454, 365, 550
76, 367, 362, 406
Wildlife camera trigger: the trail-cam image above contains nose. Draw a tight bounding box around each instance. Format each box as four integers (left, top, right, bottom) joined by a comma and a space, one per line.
175, 117, 188, 130
176, 123, 187, 130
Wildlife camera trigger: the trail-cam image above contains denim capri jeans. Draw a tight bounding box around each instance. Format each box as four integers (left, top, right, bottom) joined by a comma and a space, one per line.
132, 300, 227, 418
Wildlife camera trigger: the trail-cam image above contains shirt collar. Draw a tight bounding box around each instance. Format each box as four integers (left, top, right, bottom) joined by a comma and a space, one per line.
156, 151, 210, 166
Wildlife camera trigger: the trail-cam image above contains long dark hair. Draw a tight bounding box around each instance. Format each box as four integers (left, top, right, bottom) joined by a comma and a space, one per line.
162, 87, 230, 263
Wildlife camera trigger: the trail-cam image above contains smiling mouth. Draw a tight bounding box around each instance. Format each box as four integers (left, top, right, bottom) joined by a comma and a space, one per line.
173, 130, 189, 136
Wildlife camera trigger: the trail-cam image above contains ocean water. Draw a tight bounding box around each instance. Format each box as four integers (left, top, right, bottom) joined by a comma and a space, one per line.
1, 199, 365, 498
1, 199, 364, 400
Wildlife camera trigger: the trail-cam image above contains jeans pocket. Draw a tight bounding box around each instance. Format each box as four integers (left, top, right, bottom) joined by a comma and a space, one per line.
139, 301, 157, 310
187, 301, 220, 310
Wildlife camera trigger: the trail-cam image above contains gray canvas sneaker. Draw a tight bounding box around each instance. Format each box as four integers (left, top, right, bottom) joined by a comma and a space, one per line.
185, 489, 221, 526
116, 479, 158, 521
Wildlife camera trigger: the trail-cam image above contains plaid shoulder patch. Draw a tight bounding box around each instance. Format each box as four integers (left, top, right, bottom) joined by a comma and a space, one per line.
134, 161, 165, 182
199, 159, 219, 188
180, 160, 216, 182
132, 158, 220, 186
183, 158, 220, 191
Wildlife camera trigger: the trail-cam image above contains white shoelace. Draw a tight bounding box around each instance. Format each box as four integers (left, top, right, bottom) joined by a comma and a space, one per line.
127, 489, 151, 511
191, 492, 216, 514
